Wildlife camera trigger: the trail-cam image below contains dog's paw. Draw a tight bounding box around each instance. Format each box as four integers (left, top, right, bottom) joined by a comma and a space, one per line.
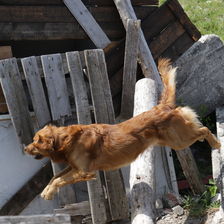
41, 185, 50, 198
215, 141, 221, 150
44, 193, 55, 201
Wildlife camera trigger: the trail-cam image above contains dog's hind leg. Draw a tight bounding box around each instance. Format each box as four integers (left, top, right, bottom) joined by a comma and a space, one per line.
43, 168, 96, 201
192, 127, 221, 149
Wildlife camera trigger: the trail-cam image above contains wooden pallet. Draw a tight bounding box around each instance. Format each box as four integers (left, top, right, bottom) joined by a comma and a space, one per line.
0, 50, 129, 223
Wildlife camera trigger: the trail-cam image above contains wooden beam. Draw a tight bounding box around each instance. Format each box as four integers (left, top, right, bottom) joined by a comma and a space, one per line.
0, 6, 156, 23
0, 214, 71, 224
63, 0, 111, 49
0, 161, 53, 216
0, 0, 159, 6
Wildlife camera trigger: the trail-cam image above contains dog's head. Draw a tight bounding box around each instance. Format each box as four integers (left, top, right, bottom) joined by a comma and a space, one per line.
26, 125, 58, 160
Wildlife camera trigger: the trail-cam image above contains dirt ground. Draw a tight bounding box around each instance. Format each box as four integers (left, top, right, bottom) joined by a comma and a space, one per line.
156, 209, 218, 224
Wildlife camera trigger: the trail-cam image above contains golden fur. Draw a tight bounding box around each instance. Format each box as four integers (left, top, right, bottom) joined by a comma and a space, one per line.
26, 58, 221, 201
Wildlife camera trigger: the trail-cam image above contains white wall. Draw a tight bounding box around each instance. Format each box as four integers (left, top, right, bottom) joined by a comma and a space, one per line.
0, 115, 59, 214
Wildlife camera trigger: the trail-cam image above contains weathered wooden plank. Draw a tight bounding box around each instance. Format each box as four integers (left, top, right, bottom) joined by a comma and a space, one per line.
66, 50, 107, 224
167, 0, 201, 41
0, 161, 53, 216
66, 51, 91, 125
121, 19, 140, 120
0, 6, 156, 23
0, 0, 159, 6
160, 32, 195, 63
21, 56, 51, 128
63, 0, 110, 49
175, 148, 206, 195
85, 49, 129, 221
0, 22, 125, 41
113, 0, 163, 88
0, 58, 34, 154
55, 201, 91, 216
0, 214, 71, 224
142, 3, 176, 42
149, 20, 186, 60
41, 54, 72, 122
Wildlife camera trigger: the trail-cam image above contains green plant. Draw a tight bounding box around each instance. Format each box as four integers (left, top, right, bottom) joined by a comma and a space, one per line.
182, 179, 220, 217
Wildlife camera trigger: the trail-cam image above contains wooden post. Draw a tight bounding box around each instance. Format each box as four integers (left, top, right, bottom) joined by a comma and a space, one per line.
130, 78, 157, 224
175, 148, 205, 195
215, 106, 224, 216
121, 19, 140, 120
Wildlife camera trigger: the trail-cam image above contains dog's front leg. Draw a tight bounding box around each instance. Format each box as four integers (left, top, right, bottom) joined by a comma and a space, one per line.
41, 165, 72, 198
43, 169, 96, 201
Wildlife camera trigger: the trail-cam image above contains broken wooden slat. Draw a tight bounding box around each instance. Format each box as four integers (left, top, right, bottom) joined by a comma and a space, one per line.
113, 0, 162, 88
0, 46, 12, 60
0, 58, 34, 154
121, 19, 140, 120
0, 161, 53, 215
63, 0, 111, 49
66, 51, 91, 125
85, 49, 129, 221
41, 54, 72, 123
66, 50, 107, 224
0, 214, 71, 224
41, 53, 74, 207
55, 201, 91, 217
21, 56, 51, 128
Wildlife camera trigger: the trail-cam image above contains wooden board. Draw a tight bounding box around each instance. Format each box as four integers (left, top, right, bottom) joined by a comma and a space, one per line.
85, 49, 129, 221
167, 0, 201, 41
63, 0, 110, 49
41, 54, 72, 122
0, 161, 53, 215
0, 22, 125, 41
66, 51, 91, 125
21, 56, 51, 128
149, 19, 186, 60
0, 6, 156, 23
0, 46, 13, 60
0, 0, 159, 6
0, 58, 34, 154
121, 19, 140, 119
66, 51, 107, 224
0, 214, 71, 224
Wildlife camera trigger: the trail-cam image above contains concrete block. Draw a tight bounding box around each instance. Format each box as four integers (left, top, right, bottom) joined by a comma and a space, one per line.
174, 34, 224, 117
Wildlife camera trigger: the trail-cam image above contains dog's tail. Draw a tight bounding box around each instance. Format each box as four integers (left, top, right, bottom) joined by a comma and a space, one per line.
158, 58, 177, 108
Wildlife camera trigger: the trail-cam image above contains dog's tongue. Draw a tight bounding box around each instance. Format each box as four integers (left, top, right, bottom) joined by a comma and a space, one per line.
34, 154, 43, 159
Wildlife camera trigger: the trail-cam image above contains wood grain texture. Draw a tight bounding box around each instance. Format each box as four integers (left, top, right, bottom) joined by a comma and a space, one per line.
0, 58, 34, 154
175, 148, 206, 195
130, 78, 157, 224
0, 0, 159, 6
66, 51, 92, 125
167, 0, 201, 41
85, 49, 129, 221
21, 56, 51, 128
63, 0, 110, 49
0, 161, 53, 215
121, 19, 140, 120
0, 214, 71, 223
41, 54, 72, 122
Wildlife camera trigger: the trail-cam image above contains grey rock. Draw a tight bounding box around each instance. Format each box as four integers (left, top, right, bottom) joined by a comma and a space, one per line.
174, 34, 224, 117
172, 205, 184, 216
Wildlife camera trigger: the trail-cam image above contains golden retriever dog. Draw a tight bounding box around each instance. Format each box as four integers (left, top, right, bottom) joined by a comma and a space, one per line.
26, 58, 221, 201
